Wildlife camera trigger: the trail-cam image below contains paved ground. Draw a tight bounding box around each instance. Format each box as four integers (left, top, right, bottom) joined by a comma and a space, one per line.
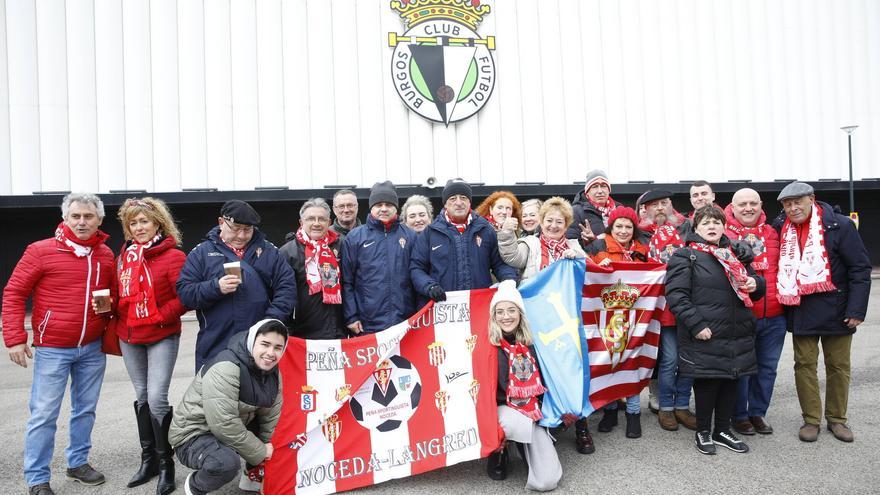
2, 285, 880, 494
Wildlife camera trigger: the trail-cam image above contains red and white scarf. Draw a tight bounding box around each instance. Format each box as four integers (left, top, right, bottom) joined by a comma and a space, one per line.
539, 234, 569, 269
588, 196, 617, 227
499, 339, 546, 421
691, 242, 754, 308
482, 213, 502, 231
54, 222, 105, 257
445, 209, 472, 234
118, 234, 164, 326
295, 228, 342, 304
647, 224, 684, 263
777, 203, 835, 305
725, 211, 770, 270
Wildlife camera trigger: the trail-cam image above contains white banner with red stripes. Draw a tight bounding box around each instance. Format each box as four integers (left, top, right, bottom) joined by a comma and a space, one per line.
581, 261, 668, 409
264, 289, 502, 494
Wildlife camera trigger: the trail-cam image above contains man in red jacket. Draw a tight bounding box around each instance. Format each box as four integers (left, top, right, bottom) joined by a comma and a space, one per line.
2, 193, 115, 495
724, 188, 785, 436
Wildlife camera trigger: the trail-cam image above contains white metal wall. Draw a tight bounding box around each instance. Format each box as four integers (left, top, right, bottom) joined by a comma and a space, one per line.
0, 0, 878, 195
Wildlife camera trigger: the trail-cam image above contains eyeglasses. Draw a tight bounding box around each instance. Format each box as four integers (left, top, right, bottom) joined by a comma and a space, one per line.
494, 308, 520, 318
302, 216, 330, 224
223, 218, 254, 235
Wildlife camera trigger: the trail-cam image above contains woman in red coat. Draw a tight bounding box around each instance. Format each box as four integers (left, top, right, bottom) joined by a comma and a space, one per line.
114, 197, 187, 495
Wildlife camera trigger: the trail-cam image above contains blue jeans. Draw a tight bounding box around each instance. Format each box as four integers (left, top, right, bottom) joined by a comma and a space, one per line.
734, 316, 786, 420
120, 335, 180, 419
603, 395, 641, 414
658, 326, 693, 410
25, 340, 107, 486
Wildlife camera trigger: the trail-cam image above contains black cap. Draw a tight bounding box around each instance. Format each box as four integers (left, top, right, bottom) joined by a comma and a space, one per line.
369, 181, 398, 208
220, 200, 261, 226
442, 178, 472, 204
637, 189, 674, 207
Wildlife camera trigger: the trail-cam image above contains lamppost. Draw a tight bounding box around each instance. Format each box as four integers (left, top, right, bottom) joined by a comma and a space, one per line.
840, 125, 858, 218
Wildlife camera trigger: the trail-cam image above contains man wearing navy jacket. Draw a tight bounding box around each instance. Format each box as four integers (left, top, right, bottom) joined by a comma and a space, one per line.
177, 200, 296, 371
411, 179, 517, 303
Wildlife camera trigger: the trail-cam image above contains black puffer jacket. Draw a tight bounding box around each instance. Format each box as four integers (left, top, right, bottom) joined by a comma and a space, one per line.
665, 232, 765, 379
565, 190, 623, 246
278, 234, 347, 340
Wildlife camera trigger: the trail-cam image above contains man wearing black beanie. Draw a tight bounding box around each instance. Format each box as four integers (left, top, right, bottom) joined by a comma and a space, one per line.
411, 179, 517, 304
340, 181, 417, 334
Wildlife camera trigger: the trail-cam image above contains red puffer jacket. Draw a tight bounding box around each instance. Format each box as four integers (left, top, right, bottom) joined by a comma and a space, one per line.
2, 232, 114, 348
724, 206, 783, 319
113, 236, 188, 344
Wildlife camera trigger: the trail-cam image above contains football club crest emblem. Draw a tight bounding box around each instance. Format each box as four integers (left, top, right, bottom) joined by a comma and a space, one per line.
468, 379, 480, 404
350, 355, 422, 432
465, 334, 478, 354
299, 385, 317, 412
434, 390, 449, 415
373, 360, 394, 395
596, 280, 642, 369
388, 0, 496, 125
475, 235, 482, 247
427, 341, 447, 366
321, 414, 341, 444
336, 383, 353, 402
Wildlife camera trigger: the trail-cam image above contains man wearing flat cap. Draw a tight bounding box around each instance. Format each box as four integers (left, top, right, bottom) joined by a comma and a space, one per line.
341, 181, 417, 334
411, 179, 517, 304
177, 200, 297, 370
772, 182, 871, 443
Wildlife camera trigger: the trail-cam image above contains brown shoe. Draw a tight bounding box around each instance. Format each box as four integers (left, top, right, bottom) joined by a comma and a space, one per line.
733, 419, 756, 435
798, 423, 819, 442
749, 416, 773, 434
659, 411, 679, 431
674, 409, 697, 430
827, 422, 854, 442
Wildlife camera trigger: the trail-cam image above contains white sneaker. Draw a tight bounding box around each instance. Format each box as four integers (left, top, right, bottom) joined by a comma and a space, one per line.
184, 472, 195, 495
239, 471, 262, 492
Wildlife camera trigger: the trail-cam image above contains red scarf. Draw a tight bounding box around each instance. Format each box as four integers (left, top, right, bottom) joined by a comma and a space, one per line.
691, 242, 754, 308
483, 213, 503, 230
499, 339, 546, 421
539, 234, 569, 269
295, 228, 342, 304
54, 222, 106, 256
647, 225, 684, 263
376, 214, 399, 232
444, 209, 472, 234
724, 207, 769, 270
223, 242, 246, 259
117, 234, 164, 326
587, 196, 616, 227
777, 203, 835, 305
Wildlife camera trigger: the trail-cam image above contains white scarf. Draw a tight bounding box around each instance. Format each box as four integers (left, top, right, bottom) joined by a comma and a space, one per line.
777, 203, 836, 305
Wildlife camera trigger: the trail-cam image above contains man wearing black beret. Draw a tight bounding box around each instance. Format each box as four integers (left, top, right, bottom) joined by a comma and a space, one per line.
177, 200, 297, 370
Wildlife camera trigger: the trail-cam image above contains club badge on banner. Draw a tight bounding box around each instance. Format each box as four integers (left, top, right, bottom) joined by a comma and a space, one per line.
264, 289, 502, 495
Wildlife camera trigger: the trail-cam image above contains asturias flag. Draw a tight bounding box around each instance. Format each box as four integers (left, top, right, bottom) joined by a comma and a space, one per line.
264, 289, 502, 495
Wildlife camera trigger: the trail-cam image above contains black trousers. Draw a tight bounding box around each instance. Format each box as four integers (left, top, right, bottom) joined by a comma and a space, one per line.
175, 434, 240, 494
693, 378, 738, 432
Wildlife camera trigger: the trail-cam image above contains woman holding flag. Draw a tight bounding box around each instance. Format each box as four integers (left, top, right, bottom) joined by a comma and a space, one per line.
665, 206, 765, 455
487, 280, 562, 491
591, 206, 650, 438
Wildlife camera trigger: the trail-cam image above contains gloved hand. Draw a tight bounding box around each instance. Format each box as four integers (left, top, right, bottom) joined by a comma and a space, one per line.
245, 462, 265, 483
427, 284, 447, 302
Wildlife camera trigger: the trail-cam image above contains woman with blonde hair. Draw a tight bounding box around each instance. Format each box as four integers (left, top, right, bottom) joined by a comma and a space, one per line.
476, 190, 522, 233
401, 194, 434, 233
520, 198, 542, 237
113, 197, 187, 495
487, 280, 561, 491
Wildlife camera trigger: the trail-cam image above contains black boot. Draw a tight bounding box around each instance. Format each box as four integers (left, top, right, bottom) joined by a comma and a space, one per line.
152, 409, 176, 495
575, 418, 595, 454
625, 412, 642, 439
128, 401, 159, 488
598, 407, 619, 432
486, 448, 508, 480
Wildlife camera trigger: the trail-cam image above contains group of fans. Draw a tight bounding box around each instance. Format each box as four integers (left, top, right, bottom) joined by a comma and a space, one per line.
1, 172, 871, 494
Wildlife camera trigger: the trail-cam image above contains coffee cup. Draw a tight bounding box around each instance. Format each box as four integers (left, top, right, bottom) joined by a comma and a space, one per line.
92, 289, 111, 314
224, 262, 242, 281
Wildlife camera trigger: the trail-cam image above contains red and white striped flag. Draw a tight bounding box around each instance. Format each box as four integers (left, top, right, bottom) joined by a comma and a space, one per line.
264, 289, 502, 495
581, 261, 667, 410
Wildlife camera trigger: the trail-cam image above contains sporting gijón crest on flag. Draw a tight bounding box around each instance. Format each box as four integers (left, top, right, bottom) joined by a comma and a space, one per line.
264, 290, 501, 494
581, 262, 667, 410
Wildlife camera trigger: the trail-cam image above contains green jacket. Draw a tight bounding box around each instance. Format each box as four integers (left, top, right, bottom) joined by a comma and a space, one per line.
169, 332, 283, 466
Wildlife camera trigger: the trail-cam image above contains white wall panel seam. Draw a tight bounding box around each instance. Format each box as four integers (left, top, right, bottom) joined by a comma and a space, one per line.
91, 0, 102, 191
176, 0, 184, 189
253, 0, 263, 185
278, 0, 288, 186
227, 0, 236, 184
1, 0, 12, 192
147, 0, 154, 191
63, 0, 72, 189
201, 0, 210, 187
32, 0, 42, 191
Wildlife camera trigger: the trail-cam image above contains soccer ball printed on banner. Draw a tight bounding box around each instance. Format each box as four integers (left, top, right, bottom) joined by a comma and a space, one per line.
388, 0, 496, 125
349, 355, 423, 432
